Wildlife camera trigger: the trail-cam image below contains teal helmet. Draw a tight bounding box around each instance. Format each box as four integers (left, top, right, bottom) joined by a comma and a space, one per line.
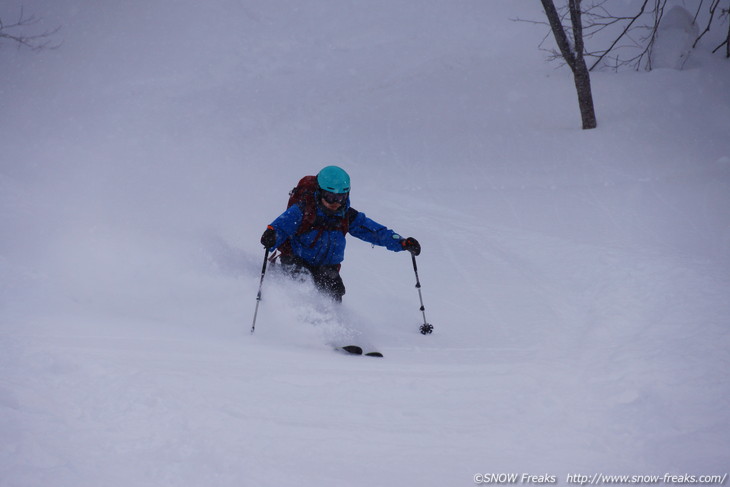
317, 165, 350, 194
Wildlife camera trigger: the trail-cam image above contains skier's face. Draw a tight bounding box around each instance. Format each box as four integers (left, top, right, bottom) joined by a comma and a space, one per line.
321, 198, 341, 211
320, 190, 347, 211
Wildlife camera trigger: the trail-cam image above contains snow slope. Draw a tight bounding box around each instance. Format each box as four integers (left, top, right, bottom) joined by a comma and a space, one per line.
1, 1, 729, 486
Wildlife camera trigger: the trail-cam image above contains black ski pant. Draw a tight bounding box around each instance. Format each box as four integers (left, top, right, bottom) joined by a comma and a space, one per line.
279, 254, 346, 302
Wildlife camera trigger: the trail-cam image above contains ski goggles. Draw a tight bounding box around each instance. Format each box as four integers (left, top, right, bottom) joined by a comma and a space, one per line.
321, 190, 348, 204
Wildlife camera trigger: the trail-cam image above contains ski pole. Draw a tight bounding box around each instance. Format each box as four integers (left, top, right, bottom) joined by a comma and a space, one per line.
411, 253, 434, 335
250, 248, 270, 334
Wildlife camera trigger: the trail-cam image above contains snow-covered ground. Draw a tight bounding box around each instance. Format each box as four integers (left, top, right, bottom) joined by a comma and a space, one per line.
1, 1, 729, 486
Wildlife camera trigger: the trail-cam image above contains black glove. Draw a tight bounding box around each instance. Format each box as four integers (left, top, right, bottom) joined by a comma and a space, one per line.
261, 226, 277, 249
401, 237, 421, 256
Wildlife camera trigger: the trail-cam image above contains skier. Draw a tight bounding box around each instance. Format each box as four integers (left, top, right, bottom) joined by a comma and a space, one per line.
260, 165, 421, 302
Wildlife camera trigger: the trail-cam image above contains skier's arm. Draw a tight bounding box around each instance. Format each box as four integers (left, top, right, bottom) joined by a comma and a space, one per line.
266, 205, 304, 250
347, 210, 407, 251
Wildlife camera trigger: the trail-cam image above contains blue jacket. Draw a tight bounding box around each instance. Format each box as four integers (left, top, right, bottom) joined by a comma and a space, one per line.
268, 199, 405, 266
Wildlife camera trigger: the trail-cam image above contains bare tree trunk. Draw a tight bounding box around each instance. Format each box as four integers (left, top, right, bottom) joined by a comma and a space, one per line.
540, 0, 597, 129
573, 59, 597, 129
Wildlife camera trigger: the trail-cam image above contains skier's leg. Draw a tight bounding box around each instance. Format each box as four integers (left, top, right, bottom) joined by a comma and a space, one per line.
311, 265, 345, 302
279, 254, 311, 282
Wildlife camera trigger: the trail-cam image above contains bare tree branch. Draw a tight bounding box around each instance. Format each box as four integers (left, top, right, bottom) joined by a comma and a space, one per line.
588, 0, 649, 71
693, 0, 722, 48
713, 7, 730, 56
0, 7, 61, 51
524, 0, 729, 72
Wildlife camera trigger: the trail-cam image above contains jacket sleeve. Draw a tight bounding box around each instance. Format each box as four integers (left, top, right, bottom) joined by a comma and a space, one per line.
268, 205, 304, 250
347, 210, 405, 252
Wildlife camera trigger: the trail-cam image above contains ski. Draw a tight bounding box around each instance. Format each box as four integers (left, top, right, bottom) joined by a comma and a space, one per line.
335, 345, 384, 358
336, 345, 363, 355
